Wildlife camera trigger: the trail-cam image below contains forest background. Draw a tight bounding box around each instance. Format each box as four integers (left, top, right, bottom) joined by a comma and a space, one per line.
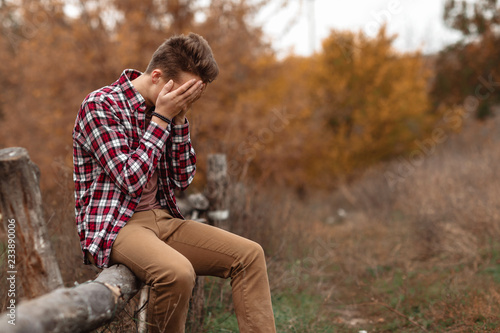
1, 0, 500, 332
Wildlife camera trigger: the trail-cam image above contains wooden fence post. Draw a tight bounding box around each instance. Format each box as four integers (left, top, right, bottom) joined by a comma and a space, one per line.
206, 154, 229, 230
0, 147, 63, 299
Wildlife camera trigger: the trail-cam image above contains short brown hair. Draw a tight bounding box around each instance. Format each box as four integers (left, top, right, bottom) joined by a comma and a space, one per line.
146, 33, 219, 83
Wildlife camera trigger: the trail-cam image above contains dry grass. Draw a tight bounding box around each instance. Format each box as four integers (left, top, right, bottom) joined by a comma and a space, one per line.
275, 117, 500, 332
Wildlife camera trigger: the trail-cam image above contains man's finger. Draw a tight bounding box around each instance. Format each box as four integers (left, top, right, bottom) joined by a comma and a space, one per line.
160, 80, 174, 95
183, 87, 203, 107
173, 79, 199, 96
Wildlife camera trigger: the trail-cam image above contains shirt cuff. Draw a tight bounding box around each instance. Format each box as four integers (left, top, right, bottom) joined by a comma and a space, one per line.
145, 121, 170, 149
171, 119, 191, 144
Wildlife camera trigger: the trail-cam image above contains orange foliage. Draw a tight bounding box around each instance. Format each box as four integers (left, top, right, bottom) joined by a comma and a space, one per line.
308, 29, 434, 180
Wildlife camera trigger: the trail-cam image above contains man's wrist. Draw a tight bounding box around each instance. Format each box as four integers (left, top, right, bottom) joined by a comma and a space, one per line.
173, 116, 186, 126
152, 112, 172, 127
173, 107, 190, 125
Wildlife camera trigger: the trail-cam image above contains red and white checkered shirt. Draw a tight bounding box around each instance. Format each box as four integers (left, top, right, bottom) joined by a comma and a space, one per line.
73, 69, 196, 268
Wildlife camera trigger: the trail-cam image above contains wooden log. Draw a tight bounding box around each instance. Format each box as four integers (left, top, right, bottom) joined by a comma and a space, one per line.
0, 264, 141, 333
0, 147, 63, 299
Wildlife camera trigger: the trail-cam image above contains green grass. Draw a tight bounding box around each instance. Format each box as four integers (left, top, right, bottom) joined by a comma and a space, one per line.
199, 278, 333, 333
272, 291, 334, 333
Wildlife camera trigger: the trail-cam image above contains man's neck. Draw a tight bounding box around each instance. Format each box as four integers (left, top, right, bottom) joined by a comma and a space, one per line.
131, 74, 155, 109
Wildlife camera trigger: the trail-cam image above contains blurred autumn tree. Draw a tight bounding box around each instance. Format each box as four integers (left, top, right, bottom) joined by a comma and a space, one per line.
0, 0, 435, 196
309, 29, 433, 180
431, 0, 500, 119
217, 28, 434, 189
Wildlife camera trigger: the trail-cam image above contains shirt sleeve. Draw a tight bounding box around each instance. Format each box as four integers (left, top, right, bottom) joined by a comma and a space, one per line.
73, 96, 169, 198
167, 119, 196, 190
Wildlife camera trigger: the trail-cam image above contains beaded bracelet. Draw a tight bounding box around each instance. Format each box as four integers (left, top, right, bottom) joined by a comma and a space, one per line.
151, 112, 172, 125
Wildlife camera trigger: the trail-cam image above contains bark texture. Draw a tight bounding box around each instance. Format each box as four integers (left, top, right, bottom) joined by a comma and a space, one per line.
0, 264, 140, 333
0, 147, 63, 298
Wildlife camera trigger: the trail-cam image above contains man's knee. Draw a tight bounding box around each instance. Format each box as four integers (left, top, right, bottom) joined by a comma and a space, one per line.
241, 239, 266, 266
155, 260, 196, 294
171, 261, 196, 292
176, 263, 196, 288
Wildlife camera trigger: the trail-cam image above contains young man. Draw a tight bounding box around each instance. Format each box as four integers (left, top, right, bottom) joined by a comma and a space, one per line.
73, 33, 276, 333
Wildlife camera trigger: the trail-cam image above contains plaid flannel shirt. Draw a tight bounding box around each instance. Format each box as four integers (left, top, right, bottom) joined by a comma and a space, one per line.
73, 69, 196, 268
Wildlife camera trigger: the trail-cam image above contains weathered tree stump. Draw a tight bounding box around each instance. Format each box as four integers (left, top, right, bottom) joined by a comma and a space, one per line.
0, 147, 63, 299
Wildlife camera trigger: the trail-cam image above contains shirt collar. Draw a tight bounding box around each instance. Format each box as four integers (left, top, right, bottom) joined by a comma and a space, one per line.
118, 69, 147, 113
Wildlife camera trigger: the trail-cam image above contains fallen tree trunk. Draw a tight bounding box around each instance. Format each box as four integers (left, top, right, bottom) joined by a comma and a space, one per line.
0, 264, 141, 333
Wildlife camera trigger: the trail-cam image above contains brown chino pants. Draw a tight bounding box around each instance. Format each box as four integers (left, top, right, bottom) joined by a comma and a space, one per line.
109, 208, 276, 333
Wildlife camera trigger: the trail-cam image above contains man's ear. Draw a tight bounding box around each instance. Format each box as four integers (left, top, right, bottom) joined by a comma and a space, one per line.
151, 69, 163, 84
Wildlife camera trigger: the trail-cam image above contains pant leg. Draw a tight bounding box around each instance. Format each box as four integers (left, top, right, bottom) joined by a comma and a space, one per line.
157, 217, 277, 333
109, 210, 196, 333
